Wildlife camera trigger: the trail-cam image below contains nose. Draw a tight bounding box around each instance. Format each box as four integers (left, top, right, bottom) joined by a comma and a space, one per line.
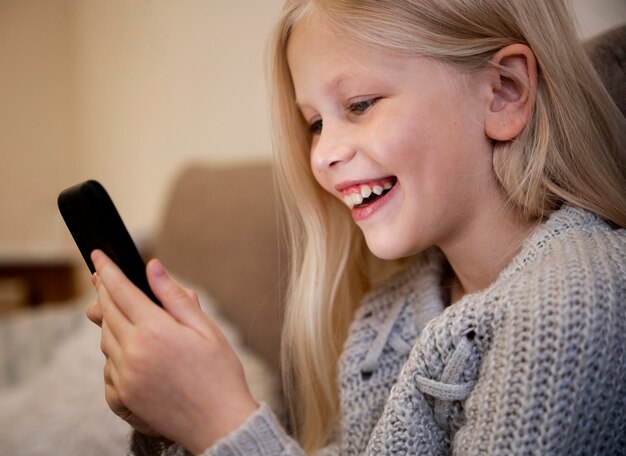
310, 122, 357, 172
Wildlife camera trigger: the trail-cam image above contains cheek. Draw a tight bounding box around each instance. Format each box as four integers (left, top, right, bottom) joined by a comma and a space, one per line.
374, 96, 438, 158
375, 114, 434, 171
391, 98, 481, 176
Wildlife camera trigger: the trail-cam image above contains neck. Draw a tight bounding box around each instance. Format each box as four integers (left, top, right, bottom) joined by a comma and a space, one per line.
440, 204, 540, 304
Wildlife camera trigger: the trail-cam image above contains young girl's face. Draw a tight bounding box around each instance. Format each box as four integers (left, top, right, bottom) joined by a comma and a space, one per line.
287, 15, 503, 260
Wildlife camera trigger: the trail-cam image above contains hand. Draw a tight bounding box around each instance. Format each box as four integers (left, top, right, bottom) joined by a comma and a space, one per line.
86, 273, 200, 437
87, 277, 201, 437
89, 250, 259, 454
88, 286, 183, 437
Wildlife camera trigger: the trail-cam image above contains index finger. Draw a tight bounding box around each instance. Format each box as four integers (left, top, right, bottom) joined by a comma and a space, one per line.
91, 249, 164, 325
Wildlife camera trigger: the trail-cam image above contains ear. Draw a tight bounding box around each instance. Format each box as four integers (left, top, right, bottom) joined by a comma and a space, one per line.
484, 44, 537, 141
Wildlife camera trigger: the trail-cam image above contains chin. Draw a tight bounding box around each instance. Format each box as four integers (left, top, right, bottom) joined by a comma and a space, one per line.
363, 235, 413, 261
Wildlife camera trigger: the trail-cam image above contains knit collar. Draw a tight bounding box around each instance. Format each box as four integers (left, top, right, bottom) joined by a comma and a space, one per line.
495, 204, 605, 282
398, 205, 605, 309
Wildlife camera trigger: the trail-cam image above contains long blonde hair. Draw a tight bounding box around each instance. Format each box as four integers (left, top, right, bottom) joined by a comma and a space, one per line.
268, 0, 626, 451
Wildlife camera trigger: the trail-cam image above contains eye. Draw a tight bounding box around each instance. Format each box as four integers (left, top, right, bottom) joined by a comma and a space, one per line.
309, 118, 323, 134
348, 97, 380, 115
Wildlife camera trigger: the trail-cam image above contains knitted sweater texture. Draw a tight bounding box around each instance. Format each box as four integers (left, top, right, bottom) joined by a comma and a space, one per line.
135, 205, 626, 455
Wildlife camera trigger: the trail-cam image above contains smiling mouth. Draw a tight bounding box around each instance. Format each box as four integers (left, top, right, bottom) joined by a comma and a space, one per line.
341, 177, 397, 209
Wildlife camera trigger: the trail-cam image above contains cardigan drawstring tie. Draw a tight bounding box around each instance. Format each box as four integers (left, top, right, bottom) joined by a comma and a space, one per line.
360, 297, 409, 375
413, 330, 476, 430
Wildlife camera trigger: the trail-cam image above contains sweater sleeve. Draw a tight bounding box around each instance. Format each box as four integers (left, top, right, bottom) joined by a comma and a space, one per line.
130, 403, 316, 456
200, 403, 305, 456
452, 267, 626, 454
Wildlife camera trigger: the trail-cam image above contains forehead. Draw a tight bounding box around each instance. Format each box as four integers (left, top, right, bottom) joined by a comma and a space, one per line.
286, 14, 412, 100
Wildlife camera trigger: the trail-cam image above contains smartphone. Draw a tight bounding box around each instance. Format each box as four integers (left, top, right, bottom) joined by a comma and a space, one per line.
58, 180, 161, 306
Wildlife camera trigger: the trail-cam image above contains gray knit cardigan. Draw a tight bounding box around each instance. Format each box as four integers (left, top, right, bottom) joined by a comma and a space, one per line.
135, 205, 626, 455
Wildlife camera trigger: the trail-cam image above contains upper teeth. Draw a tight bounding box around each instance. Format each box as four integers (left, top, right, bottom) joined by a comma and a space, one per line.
342, 180, 394, 209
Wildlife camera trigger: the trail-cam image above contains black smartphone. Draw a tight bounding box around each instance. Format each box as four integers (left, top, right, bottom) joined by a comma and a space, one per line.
58, 180, 161, 306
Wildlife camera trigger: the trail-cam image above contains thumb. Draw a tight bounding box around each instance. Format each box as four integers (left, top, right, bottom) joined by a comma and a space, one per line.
146, 259, 211, 337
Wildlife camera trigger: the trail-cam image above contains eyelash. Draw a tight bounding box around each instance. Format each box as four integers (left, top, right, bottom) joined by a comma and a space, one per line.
309, 119, 323, 134
348, 97, 380, 114
308, 97, 381, 134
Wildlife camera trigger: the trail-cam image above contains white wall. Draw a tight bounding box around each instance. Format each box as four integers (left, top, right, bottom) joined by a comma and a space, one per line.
71, 0, 285, 239
0, 0, 285, 260
571, 0, 626, 39
0, 0, 624, 260
0, 0, 75, 258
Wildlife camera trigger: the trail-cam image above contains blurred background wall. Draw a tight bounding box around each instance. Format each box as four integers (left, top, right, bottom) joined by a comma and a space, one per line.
0, 0, 284, 263
0, 0, 624, 301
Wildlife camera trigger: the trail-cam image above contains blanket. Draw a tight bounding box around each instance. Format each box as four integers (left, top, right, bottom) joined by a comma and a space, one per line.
0, 290, 280, 455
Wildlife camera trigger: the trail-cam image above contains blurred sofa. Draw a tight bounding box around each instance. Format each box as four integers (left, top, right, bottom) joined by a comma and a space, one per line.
584, 24, 626, 118
0, 162, 285, 455
154, 163, 286, 372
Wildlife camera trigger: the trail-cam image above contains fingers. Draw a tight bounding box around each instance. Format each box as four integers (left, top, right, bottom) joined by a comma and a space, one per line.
146, 259, 214, 337
87, 273, 104, 326
103, 359, 122, 411
103, 364, 160, 436
184, 288, 201, 309
103, 359, 114, 386
95, 272, 134, 343
101, 317, 123, 361
91, 250, 163, 325
86, 299, 103, 327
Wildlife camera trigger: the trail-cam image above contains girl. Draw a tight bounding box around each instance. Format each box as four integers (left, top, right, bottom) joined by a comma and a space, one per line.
88, 0, 626, 454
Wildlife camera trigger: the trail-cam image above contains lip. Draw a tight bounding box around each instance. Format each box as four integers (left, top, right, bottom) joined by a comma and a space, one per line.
335, 176, 396, 193
351, 181, 398, 222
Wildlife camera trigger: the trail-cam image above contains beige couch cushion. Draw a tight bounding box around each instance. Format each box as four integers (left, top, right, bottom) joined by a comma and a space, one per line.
585, 25, 626, 118
153, 163, 286, 372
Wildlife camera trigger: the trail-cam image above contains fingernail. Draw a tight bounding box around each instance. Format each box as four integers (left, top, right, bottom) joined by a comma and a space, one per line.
91, 249, 102, 263
150, 259, 166, 278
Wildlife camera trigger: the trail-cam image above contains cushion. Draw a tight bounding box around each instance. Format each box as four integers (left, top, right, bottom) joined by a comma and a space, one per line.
153, 163, 286, 372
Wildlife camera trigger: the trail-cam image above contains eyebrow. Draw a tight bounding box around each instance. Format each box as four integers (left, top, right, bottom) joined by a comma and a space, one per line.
325, 72, 350, 91
294, 72, 351, 109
